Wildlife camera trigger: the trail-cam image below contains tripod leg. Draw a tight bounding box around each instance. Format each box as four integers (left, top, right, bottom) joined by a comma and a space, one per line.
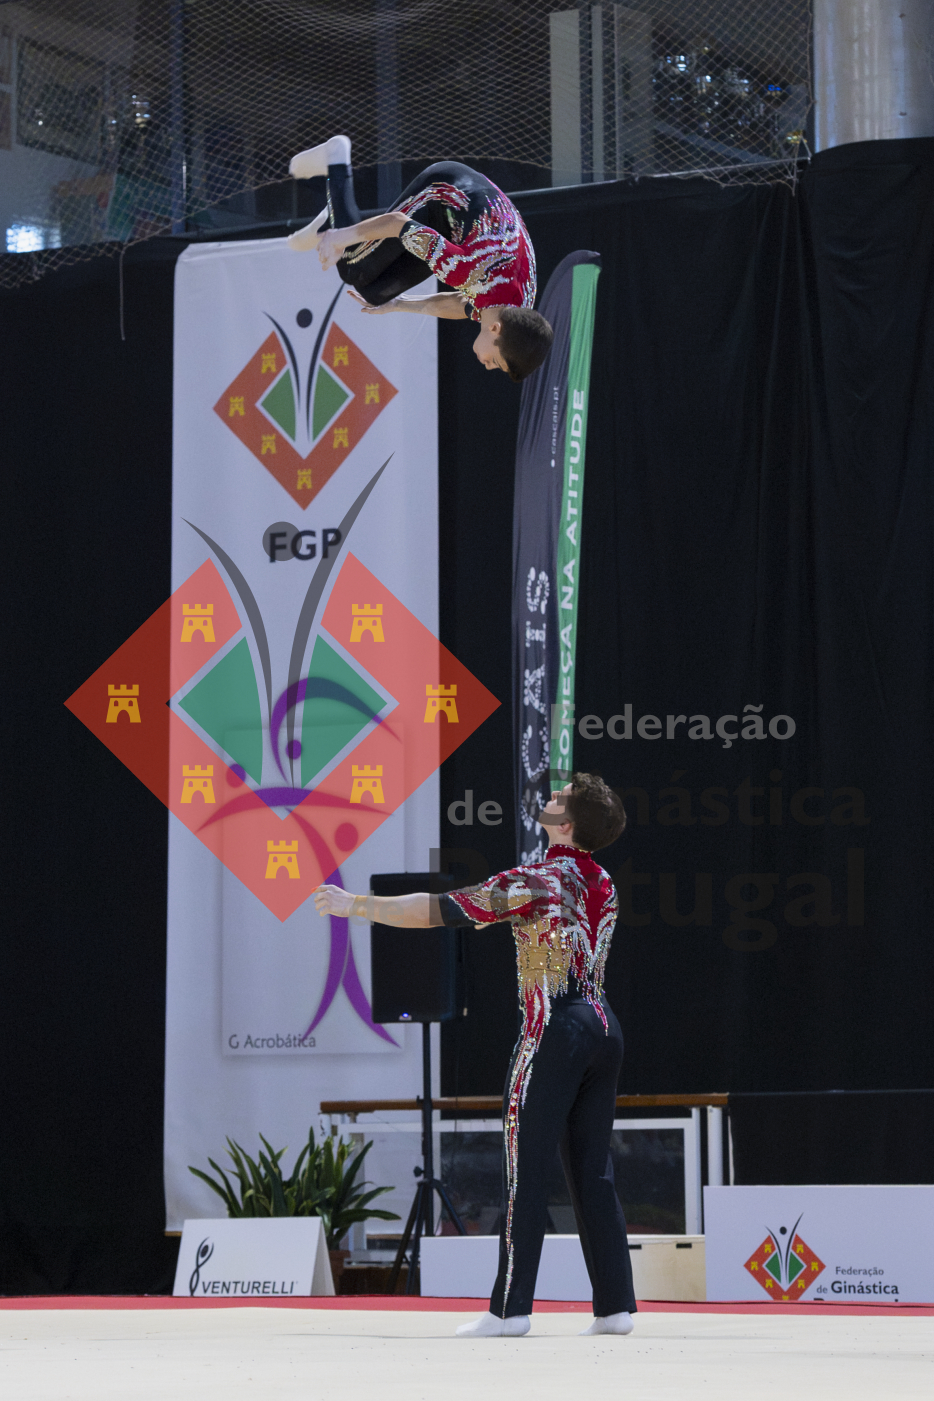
433, 1179, 468, 1236
406, 1183, 428, 1296
388, 1185, 421, 1295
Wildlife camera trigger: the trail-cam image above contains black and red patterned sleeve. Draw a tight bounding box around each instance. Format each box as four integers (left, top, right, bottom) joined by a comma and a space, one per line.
593, 873, 618, 951
439, 868, 545, 926
399, 219, 506, 321
399, 221, 465, 278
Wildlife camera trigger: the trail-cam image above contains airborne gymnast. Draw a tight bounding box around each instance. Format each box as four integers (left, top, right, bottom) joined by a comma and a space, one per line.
287, 134, 554, 383
313, 774, 636, 1338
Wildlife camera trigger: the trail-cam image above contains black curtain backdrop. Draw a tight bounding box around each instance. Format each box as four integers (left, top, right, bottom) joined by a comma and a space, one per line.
1, 244, 179, 1292
1, 139, 932, 1292
443, 139, 934, 1110
730, 1091, 934, 1185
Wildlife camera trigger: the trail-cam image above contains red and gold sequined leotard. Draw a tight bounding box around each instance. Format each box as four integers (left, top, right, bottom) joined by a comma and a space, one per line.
441, 844, 617, 1300
347, 179, 536, 322
398, 181, 536, 320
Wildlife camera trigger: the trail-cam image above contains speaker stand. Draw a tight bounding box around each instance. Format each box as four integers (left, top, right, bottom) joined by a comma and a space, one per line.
387, 1022, 467, 1295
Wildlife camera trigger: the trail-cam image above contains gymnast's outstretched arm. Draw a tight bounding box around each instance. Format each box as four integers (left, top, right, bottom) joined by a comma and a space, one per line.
317, 210, 410, 269
314, 883, 440, 926
346, 288, 469, 319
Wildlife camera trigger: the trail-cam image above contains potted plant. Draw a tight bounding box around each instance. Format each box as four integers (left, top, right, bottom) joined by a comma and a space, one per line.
189, 1125, 399, 1287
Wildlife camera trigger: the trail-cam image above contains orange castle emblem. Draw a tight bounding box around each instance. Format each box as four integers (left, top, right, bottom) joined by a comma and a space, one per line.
180, 604, 215, 643
350, 765, 384, 804
266, 840, 300, 879
350, 604, 384, 643
180, 765, 215, 804
106, 684, 140, 723
424, 685, 459, 723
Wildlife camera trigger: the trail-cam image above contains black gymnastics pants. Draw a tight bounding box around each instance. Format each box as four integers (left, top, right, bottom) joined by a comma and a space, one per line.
490, 991, 638, 1319
325, 160, 498, 306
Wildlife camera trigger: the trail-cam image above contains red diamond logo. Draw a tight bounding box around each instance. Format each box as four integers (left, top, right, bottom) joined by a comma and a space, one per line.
65, 553, 499, 921
215, 322, 398, 509
744, 1228, 826, 1302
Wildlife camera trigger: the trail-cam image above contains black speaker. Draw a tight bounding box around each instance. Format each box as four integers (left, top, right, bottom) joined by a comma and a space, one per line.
369, 872, 462, 1023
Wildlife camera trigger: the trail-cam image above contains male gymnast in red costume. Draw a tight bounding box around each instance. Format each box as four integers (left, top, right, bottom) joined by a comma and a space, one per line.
287, 134, 553, 383
314, 774, 636, 1338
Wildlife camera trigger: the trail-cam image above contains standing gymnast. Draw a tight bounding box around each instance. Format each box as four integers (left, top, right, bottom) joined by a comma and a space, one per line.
313, 773, 636, 1337
287, 134, 553, 382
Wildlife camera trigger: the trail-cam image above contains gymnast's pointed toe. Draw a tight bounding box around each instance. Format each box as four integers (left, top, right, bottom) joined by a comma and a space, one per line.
289, 143, 329, 179
289, 134, 351, 179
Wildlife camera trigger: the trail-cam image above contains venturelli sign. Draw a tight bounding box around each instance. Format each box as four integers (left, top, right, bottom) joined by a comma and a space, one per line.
172, 1217, 334, 1298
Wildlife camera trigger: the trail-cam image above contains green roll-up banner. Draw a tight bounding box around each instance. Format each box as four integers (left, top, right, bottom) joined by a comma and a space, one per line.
549, 261, 601, 780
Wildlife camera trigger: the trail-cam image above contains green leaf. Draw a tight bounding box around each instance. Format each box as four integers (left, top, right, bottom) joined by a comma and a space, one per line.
188, 1165, 239, 1215
224, 1141, 254, 1202
207, 1158, 245, 1216
263, 1156, 290, 1216
350, 1185, 395, 1210
286, 1141, 311, 1189
259, 1135, 288, 1170
243, 1149, 270, 1205
342, 1140, 372, 1190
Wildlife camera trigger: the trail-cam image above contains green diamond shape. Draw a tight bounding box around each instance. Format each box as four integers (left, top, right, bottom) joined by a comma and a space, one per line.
179, 637, 263, 783
764, 1251, 783, 1284
312, 364, 349, 439
261, 368, 296, 439
300, 636, 385, 786
787, 1251, 805, 1284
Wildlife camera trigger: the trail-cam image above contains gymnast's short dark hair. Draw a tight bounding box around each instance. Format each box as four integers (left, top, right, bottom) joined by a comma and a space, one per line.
565, 773, 627, 852
495, 307, 555, 382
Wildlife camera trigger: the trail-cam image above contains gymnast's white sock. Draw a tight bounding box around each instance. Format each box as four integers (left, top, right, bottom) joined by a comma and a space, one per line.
326, 134, 352, 167
455, 1312, 530, 1338
579, 1311, 634, 1336
289, 134, 352, 179
287, 206, 328, 251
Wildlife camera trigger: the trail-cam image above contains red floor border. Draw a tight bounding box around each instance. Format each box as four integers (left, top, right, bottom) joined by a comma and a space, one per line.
1, 1295, 932, 1316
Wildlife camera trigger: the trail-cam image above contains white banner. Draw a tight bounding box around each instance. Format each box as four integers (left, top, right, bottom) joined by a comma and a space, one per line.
172, 1217, 333, 1298
164, 239, 448, 1227
705, 1185, 934, 1303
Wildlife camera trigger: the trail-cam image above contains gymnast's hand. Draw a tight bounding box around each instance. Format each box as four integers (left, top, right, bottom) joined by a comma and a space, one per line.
317, 228, 347, 271
313, 884, 355, 919
347, 289, 399, 314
